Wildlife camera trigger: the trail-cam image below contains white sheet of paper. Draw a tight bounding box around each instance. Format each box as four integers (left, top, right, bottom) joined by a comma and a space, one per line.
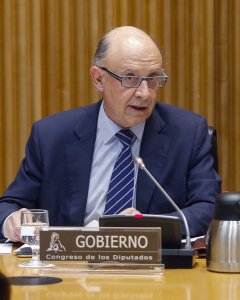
181, 235, 205, 243
0, 243, 13, 254
85, 220, 99, 227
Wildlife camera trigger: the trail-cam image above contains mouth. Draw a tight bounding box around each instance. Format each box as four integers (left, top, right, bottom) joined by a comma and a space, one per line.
129, 105, 148, 111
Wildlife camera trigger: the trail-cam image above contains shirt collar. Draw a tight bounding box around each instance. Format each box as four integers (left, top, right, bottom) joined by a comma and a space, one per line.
98, 101, 145, 144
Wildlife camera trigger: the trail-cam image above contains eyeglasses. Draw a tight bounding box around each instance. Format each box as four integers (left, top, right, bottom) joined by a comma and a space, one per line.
99, 67, 168, 89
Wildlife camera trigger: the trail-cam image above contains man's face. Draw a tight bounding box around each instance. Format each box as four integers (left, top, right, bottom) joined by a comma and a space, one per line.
91, 34, 163, 128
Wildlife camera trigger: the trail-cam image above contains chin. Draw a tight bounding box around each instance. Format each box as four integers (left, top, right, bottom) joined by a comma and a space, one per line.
114, 113, 149, 128
123, 118, 146, 128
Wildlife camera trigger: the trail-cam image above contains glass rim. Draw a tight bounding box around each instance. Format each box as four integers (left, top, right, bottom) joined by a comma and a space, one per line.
21, 209, 48, 214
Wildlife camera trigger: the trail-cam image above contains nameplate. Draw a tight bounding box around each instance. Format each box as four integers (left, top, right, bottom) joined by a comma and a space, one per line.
40, 227, 161, 264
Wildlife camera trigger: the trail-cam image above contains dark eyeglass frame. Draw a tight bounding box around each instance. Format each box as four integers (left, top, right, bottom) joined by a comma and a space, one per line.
98, 66, 168, 88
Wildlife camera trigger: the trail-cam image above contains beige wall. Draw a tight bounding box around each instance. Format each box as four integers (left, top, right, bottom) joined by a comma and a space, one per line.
0, 0, 240, 194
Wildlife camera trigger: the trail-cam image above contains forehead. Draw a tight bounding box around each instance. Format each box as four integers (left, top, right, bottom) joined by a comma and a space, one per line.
104, 34, 162, 72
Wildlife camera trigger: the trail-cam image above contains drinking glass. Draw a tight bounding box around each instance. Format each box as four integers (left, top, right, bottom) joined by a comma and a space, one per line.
19, 209, 53, 268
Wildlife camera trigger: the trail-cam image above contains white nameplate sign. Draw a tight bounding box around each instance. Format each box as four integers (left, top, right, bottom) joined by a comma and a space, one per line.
40, 227, 161, 264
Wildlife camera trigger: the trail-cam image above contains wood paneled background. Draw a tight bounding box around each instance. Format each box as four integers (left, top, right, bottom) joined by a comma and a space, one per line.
0, 0, 239, 194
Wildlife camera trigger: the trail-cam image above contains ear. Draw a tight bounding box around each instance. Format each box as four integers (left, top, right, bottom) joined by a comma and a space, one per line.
90, 66, 105, 92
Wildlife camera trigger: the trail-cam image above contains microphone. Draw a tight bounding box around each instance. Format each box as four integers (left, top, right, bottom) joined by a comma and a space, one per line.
133, 156, 192, 250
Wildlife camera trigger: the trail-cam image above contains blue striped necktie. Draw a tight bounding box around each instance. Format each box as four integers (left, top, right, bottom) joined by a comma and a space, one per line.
104, 129, 135, 215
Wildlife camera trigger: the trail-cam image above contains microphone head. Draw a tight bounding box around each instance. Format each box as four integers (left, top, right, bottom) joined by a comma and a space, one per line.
133, 156, 145, 169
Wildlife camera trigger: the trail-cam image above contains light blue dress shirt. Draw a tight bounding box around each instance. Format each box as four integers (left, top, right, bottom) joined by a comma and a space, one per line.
84, 102, 145, 225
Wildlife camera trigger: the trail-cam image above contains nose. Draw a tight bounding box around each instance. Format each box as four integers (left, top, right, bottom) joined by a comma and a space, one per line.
135, 80, 150, 99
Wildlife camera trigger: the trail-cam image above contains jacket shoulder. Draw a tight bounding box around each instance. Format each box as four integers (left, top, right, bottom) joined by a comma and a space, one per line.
154, 102, 206, 127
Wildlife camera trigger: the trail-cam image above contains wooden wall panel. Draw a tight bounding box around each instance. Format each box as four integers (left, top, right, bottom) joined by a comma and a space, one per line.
234, 0, 240, 188
0, 0, 240, 194
213, 0, 240, 191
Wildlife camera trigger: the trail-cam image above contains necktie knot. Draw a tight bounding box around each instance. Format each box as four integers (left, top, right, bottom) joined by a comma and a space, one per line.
116, 129, 135, 148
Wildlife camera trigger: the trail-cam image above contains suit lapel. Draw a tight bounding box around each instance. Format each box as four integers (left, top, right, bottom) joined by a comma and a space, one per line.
65, 102, 101, 225
136, 108, 170, 213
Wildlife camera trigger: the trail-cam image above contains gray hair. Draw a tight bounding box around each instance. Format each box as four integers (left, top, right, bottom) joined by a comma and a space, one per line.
92, 34, 109, 66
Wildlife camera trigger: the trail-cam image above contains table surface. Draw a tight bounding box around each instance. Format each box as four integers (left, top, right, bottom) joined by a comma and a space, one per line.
1, 252, 240, 300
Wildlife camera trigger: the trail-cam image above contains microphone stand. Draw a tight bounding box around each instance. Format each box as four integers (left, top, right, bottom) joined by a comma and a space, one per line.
133, 156, 192, 250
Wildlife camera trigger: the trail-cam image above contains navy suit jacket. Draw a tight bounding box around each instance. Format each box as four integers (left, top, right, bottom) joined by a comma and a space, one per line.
0, 100, 221, 239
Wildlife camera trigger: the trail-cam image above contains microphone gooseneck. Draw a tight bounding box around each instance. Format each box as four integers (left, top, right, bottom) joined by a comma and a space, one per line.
133, 156, 192, 249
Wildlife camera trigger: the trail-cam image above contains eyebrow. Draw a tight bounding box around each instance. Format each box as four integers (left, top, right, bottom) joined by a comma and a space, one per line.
120, 68, 162, 76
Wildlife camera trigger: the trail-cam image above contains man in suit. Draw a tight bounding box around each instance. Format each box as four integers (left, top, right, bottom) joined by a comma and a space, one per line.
0, 26, 221, 242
